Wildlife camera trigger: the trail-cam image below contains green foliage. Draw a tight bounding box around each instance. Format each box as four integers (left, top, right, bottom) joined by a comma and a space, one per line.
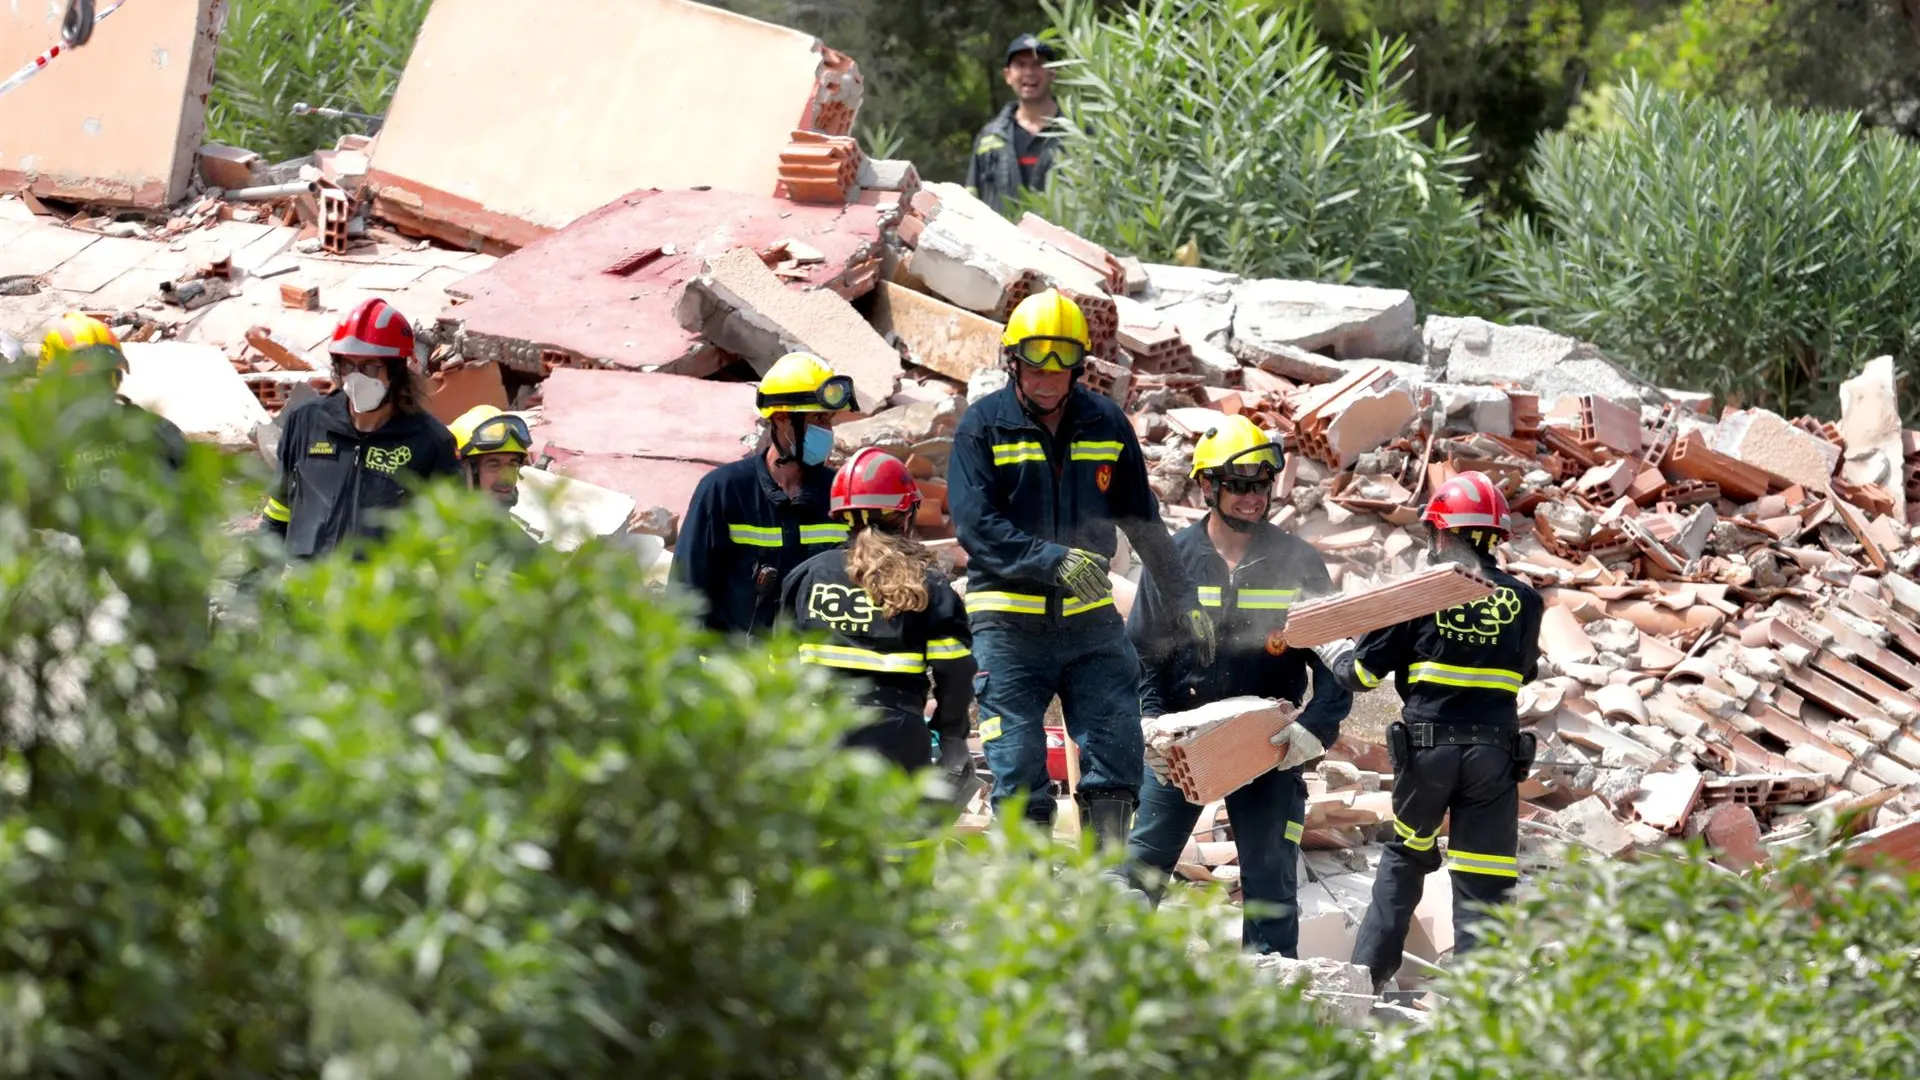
207, 0, 431, 161
1497, 79, 1920, 419
1028, 0, 1489, 316
1406, 843, 1920, 1078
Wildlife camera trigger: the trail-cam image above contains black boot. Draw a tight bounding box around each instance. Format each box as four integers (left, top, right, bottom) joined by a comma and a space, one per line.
1083, 793, 1135, 852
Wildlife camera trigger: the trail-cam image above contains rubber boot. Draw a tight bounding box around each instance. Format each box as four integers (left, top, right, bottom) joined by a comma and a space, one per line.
1082, 793, 1150, 902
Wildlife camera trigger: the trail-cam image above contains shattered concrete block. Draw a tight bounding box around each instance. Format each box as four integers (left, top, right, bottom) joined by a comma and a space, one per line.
871, 281, 1002, 382
832, 396, 963, 457
1550, 796, 1637, 858
1320, 383, 1417, 469
1230, 279, 1417, 362
1714, 408, 1837, 492
677, 247, 901, 412
913, 182, 1109, 302
1430, 383, 1514, 437
909, 213, 1027, 313
1139, 263, 1241, 306
1840, 356, 1907, 519
967, 369, 1010, 403
1249, 955, 1376, 1027
121, 341, 271, 451
1238, 339, 1348, 385
511, 466, 638, 552
1423, 316, 1666, 408
198, 145, 263, 191
1687, 803, 1767, 869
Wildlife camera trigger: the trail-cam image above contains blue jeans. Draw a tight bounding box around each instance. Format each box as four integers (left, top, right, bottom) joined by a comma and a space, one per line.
972, 620, 1144, 827
1127, 765, 1307, 956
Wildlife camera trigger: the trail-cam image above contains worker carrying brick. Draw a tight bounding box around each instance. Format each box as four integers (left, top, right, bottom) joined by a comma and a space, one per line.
965, 33, 1065, 214
949, 288, 1212, 852
1123, 415, 1351, 956
34, 312, 188, 478
260, 298, 462, 559
672, 352, 853, 637
1311, 471, 1544, 992
778, 448, 977, 795
448, 405, 531, 511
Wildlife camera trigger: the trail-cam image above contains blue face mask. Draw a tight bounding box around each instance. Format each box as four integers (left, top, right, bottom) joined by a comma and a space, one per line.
801, 422, 834, 466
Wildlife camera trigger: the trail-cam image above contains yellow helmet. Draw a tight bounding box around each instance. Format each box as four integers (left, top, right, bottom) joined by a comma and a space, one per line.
1001, 289, 1090, 372
756, 351, 854, 417
39, 312, 127, 377
449, 405, 532, 460
1190, 414, 1283, 478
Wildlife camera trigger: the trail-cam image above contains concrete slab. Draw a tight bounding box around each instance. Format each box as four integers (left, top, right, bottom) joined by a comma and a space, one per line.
367, 0, 862, 250
121, 340, 271, 450
0, 0, 223, 207
0, 226, 100, 276
513, 465, 637, 551
871, 280, 1000, 382
445, 188, 883, 376
531, 368, 760, 514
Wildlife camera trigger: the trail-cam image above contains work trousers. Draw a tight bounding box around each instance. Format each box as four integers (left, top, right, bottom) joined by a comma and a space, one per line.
972, 620, 1143, 827
841, 706, 933, 773
1128, 765, 1307, 956
1351, 741, 1519, 986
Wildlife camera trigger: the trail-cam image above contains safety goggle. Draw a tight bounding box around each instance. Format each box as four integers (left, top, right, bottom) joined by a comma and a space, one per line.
466, 413, 532, 456
757, 375, 855, 413
1010, 336, 1088, 371
1204, 444, 1282, 490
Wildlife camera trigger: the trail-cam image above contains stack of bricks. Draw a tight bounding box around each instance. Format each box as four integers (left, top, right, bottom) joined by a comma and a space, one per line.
1081, 355, 1132, 404
1116, 316, 1192, 375
1144, 697, 1301, 804
776, 130, 863, 205
1510, 391, 1542, 441
1279, 564, 1496, 648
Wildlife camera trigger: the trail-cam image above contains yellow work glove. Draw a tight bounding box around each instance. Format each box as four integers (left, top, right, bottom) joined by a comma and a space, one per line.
1055, 548, 1112, 604
1186, 607, 1217, 668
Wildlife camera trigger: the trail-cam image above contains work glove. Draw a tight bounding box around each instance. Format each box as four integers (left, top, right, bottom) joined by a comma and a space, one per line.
1055, 548, 1112, 605
1311, 637, 1357, 671
936, 736, 977, 805
1270, 725, 1327, 772
1185, 607, 1217, 669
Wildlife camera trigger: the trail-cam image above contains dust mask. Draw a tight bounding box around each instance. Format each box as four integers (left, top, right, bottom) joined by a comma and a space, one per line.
801, 423, 834, 466
343, 371, 389, 413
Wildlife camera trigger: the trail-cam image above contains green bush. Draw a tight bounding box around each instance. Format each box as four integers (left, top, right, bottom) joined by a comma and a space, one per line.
1028, 0, 1491, 315
207, 0, 431, 161
1497, 79, 1920, 420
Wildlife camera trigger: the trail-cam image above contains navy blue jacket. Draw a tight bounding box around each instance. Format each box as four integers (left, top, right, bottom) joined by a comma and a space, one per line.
949, 384, 1195, 630
670, 452, 847, 636
1131, 518, 1352, 748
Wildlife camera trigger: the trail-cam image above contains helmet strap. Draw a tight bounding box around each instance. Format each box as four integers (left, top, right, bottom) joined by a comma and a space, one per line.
770, 414, 806, 465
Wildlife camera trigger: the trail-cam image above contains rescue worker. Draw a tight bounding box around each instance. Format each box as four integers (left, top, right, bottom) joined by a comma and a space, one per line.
671, 352, 853, 637
778, 448, 976, 794
448, 404, 530, 510
36, 312, 188, 478
1311, 471, 1543, 991
1123, 415, 1351, 956
965, 33, 1064, 213
261, 297, 462, 558
949, 288, 1213, 851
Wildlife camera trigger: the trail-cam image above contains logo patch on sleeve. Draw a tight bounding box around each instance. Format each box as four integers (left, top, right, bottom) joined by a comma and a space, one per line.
1095, 463, 1112, 492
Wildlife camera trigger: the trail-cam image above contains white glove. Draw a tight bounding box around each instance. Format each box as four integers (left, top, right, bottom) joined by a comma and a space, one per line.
1270, 725, 1326, 771
1310, 638, 1356, 670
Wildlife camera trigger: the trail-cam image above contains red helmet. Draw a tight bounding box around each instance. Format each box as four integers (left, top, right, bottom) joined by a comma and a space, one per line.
329, 298, 415, 361
1423, 470, 1510, 536
830, 448, 921, 518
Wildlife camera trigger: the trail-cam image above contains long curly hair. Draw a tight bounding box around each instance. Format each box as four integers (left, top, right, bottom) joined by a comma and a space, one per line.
844, 512, 934, 619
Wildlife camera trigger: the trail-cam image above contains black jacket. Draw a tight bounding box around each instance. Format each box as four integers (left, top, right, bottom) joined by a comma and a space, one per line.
669, 453, 847, 636
69, 397, 188, 487
262, 393, 461, 559
965, 102, 1063, 213
1329, 556, 1543, 726
778, 547, 975, 739
1131, 517, 1352, 748
948, 383, 1195, 631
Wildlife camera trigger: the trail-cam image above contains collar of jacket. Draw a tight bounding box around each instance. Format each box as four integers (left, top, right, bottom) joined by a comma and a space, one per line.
1175, 514, 1293, 576
752, 449, 833, 507
312, 391, 441, 440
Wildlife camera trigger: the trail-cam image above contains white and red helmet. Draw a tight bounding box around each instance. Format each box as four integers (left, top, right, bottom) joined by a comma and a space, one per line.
329, 297, 415, 361
1422, 470, 1510, 536
830, 448, 921, 518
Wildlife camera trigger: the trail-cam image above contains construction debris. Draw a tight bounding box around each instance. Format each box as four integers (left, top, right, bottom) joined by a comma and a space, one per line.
1144, 697, 1301, 804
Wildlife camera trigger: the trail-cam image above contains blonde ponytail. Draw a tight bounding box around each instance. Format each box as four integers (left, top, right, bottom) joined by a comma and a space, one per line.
845, 520, 934, 619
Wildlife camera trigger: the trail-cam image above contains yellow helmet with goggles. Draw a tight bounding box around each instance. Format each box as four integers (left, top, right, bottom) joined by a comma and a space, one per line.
1002, 288, 1090, 372
1190, 414, 1283, 478
39, 311, 128, 381
450, 405, 532, 460
756, 352, 854, 417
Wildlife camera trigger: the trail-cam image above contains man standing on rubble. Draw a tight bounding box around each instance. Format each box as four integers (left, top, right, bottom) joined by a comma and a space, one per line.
950, 288, 1213, 854
1124, 415, 1350, 957
965, 33, 1065, 214
671, 352, 854, 637
1311, 471, 1544, 992
261, 297, 462, 559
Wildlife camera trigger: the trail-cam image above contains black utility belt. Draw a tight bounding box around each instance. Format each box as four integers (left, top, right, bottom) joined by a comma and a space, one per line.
1404, 721, 1518, 749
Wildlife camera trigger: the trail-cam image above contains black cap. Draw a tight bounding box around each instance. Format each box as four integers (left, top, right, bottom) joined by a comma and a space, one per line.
1003, 33, 1056, 64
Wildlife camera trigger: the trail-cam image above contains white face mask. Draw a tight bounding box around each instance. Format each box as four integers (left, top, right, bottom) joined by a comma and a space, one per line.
343, 371, 389, 413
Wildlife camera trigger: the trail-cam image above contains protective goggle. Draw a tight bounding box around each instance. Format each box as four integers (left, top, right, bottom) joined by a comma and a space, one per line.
1204, 444, 1282, 489
465, 413, 532, 457
1009, 336, 1088, 371
757, 374, 855, 413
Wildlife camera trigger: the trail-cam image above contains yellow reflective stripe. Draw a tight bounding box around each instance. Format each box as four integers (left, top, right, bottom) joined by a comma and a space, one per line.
1284, 821, 1303, 844
1197, 585, 1223, 607
1393, 818, 1438, 852
1068, 439, 1123, 462
1448, 850, 1519, 879
798, 643, 927, 674
1406, 661, 1524, 693
727, 523, 783, 548
980, 716, 1003, 741
1236, 588, 1298, 611
264, 497, 291, 523
965, 591, 1048, 615
799, 523, 849, 545
1062, 595, 1114, 617
926, 637, 971, 660
991, 441, 1046, 466
1352, 660, 1382, 689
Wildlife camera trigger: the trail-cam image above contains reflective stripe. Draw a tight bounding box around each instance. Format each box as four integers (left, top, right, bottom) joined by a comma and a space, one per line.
980, 716, 1004, 741
264, 497, 291, 524
1284, 821, 1304, 844
1068, 440, 1123, 462
1448, 850, 1519, 879
1352, 660, 1382, 689
1197, 585, 1223, 607
991, 441, 1046, 466
799, 523, 849, 545
926, 637, 971, 661
1061, 595, 1113, 617
798, 643, 927, 674
1406, 661, 1525, 693
727, 523, 783, 548
1237, 588, 1298, 611
965, 591, 1048, 615
1393, 818, 1439, 852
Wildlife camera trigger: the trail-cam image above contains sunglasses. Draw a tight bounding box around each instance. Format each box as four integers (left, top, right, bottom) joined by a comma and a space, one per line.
1011, 336, 1088, 371
1217, 474, 1274, 495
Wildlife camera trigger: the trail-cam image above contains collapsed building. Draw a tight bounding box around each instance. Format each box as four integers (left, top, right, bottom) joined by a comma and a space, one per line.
4, 0, 1920, 1006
